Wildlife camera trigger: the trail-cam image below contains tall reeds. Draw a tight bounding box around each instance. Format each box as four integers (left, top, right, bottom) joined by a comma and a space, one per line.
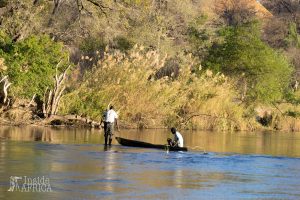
60, 46, 246, 130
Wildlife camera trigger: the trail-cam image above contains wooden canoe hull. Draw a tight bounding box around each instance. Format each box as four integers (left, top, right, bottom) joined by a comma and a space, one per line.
115, 137, 188, 151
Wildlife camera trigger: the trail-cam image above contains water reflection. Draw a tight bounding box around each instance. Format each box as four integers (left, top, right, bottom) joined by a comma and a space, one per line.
0, 135, 300, 199
118, 130, 300, 157
103, 146, 117, 193
0, 126, 103, 144
1, 127, 300, 157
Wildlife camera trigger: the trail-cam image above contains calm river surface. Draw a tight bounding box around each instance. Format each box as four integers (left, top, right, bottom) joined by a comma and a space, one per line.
1, 127, 300, 199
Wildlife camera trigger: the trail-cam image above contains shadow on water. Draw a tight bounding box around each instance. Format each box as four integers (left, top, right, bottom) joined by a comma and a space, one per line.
1, 127, 300, 199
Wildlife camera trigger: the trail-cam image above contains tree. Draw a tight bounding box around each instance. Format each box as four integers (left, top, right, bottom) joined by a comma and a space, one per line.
203, 22, 293, 103
0, 0, 113, 44
43, 63, 71, 117
215, 0, 258, 26
261, 1, 300, 81
0, 58, 11, 108
262, 17, 289, 48
261, 0, 300, 48
261, 0, 300, 24
0, 32, 69, 100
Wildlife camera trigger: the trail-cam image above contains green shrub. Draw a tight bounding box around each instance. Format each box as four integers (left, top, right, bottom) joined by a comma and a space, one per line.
203, 22, 293, 104
80, 37, 106, 53
285, 110, 300, 118
285, 23, 300, 48
0, 32, 69, 99
112, 36, 133, 52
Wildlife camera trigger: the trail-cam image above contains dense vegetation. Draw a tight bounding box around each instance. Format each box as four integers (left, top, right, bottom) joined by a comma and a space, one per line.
1, 0, 300, 130
204, 22, 293, 103
0, 32, 69, 98
60, 47, 244, 130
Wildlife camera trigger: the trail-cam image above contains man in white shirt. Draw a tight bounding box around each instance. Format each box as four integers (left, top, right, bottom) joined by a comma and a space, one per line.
104, 106, 119, 145
167, 127, 184, 148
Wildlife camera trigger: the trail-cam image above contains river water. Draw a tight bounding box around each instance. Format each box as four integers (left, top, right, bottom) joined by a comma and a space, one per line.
0, 127, 300, 199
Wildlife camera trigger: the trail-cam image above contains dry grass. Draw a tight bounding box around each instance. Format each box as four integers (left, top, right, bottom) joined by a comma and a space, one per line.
60, 46, 249, 130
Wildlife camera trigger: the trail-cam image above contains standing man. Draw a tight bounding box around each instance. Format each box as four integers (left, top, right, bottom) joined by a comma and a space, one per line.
167, 127, 184, 147
104, 106, 119, 146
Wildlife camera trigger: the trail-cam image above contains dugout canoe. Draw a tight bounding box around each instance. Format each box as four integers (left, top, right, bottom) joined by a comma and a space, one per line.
115, 137, 188, 151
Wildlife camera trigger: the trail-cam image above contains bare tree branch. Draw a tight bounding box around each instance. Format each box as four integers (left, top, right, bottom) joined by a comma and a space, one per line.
0, 75, 12, 106
43, 64, 71, 118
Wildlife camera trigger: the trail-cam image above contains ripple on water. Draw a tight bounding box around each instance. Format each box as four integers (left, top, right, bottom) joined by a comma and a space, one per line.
1, 141, 300, 200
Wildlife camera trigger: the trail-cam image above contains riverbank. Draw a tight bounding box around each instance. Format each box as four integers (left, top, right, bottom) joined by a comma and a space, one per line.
2, 105, 300, 132
1, 95, 300, 132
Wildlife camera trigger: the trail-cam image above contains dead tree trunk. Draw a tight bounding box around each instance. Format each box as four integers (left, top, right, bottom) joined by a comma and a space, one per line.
43, 65, 70, 118
0, 75, 12, 107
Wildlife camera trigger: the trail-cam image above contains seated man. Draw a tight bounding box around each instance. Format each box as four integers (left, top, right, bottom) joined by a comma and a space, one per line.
167, 127, 184, 147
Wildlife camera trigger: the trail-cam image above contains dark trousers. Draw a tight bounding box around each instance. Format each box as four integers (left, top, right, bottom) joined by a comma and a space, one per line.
104, 122, 114, 145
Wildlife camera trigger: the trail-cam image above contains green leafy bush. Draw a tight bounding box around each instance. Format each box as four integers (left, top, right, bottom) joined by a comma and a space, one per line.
285, 23, 300, 48
0, 32, 69, 99
204, 22, 293, 104
112, 36, 133, 52
80, 37, 106, 53
285, 109, 300, 118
